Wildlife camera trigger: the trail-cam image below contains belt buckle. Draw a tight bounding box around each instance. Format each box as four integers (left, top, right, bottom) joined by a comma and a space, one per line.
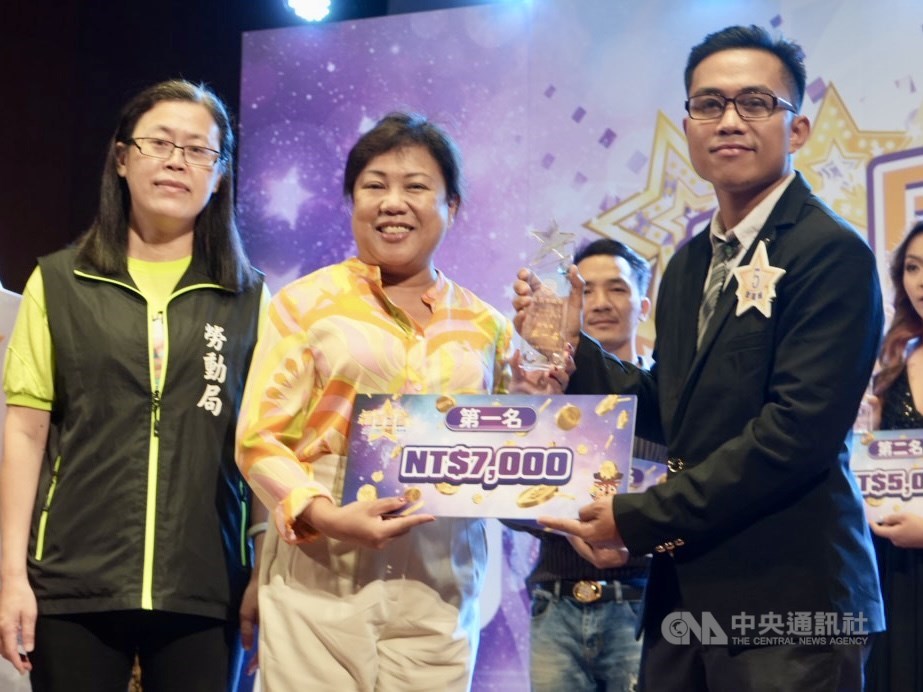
667, 457, 685, 473
572, 580, 603, 603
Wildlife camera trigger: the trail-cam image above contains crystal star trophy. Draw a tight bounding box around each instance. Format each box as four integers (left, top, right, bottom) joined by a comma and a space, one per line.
519, 221, 576, 371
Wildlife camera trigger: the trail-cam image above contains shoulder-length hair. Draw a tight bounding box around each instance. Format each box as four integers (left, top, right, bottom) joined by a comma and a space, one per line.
76, 79, 257, 291
874, 220, 923, 398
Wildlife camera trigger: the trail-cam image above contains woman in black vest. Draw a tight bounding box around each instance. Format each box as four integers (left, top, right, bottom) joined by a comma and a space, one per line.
0, 80, 267, 692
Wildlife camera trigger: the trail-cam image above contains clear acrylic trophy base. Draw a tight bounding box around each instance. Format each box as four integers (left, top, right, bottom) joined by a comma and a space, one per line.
519, 293, 567, 372
520, 219, 575, 372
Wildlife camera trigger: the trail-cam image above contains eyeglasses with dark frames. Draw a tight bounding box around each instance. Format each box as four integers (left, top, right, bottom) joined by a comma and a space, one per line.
685, 91, 797, 121
128, 137, 222, 168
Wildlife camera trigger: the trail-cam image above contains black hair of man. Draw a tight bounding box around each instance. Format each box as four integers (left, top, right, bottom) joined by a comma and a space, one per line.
573, 238, 652, 296
684, 24, 807, 111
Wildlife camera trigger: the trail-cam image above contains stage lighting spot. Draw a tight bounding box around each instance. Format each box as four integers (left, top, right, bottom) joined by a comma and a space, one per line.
286, 0, 331, 22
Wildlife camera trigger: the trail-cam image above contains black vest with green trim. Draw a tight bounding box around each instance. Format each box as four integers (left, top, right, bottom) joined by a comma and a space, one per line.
30, 246, 263, 621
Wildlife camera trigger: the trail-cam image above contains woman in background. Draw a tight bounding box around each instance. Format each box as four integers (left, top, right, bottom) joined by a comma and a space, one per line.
0, 79, 267, 692
866, 219, 923, 691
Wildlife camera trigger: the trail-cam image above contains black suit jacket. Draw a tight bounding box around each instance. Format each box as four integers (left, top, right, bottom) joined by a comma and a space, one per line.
568, 173, 885, 633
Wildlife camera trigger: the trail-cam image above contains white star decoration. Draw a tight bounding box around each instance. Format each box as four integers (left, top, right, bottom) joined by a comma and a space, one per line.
265, 167, 313, 228
732, 241, 786, 319
528, 220, 576, 268
811, 140, 864, 208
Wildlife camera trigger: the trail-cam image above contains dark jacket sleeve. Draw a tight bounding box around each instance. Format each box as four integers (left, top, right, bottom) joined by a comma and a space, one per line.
567, 333, 665, 444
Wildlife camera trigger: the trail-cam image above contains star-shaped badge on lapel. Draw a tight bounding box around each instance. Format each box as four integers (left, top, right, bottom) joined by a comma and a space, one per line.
732, 241, 786, 318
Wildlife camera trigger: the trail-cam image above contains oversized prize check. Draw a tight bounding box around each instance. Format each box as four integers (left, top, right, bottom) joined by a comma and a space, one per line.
850, 428, 923, 523
343, 394, 637, 519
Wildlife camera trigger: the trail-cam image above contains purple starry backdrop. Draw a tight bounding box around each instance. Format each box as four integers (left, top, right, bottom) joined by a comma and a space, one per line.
238, 0, 727, 305
237, 0, 923, 688
238, 0, 923, 309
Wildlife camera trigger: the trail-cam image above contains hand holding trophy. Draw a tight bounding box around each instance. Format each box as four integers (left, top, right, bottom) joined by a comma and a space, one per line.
519, 221, 576, 371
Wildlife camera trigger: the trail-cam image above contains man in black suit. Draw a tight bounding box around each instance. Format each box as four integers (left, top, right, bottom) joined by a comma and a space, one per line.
524, 25, 884, 691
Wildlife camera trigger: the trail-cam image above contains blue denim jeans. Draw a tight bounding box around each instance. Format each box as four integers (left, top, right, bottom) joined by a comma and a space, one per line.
529, 581, 643, 692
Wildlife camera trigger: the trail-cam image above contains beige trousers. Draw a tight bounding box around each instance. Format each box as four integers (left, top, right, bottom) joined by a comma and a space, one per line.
257, 521, 485, 692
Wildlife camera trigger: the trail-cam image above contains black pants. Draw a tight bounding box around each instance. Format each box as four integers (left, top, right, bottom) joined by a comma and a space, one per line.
637, 562, 870, 692
30, 610, 234, 692
639, 630, 869, 692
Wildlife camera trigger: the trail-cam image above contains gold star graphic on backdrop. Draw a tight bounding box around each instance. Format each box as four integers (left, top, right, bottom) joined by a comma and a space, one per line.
585, 112, 715, 250
796, 84, 910, 231
582, 112, 717, 350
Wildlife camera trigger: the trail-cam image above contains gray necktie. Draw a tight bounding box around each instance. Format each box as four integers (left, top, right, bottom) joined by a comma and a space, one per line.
697, 236, 740, 346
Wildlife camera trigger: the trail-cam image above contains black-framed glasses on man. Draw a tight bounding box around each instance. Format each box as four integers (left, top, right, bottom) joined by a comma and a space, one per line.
685, 91, 797, 120
127, 137, 222, 168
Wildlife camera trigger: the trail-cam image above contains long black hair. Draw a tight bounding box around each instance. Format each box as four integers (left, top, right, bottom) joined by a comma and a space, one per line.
76, 79, 257, 291
875, 221, 923, 398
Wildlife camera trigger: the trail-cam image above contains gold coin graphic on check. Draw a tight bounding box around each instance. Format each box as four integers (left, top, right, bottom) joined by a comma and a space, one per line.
555, 404, 582, 430
435, 395, 456, 412
371, 470, 384, 482
356, 484, 378, 502
598, 461, 617, 480
396, 499, 425, 516
516, 485, 558, 508
472, 493, 485, 504
435, 482, 461, 495
403, 486, 422, 502
865, 496, 883, 507
594, 395, 620, 416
